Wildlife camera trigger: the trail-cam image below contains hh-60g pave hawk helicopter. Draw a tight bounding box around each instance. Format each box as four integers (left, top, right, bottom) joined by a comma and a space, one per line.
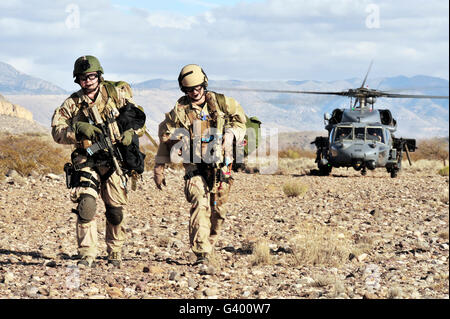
215, 63, 449, 177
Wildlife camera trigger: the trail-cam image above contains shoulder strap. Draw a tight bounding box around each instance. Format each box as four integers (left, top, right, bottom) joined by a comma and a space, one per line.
70, 92, 80, 107
103, 81, 120, 105
214, 92, 226, 113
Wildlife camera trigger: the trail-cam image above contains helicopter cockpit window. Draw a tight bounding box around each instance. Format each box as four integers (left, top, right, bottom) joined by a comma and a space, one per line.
366, 127, 384, 143
355, 127, 365, 140
335, 127, 353, 141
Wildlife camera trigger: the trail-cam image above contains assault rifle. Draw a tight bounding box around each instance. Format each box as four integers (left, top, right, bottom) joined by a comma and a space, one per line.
82, 103, 128, 192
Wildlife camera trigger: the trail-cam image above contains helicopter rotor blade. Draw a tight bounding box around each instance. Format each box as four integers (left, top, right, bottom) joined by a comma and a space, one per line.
375, 92, 449, 99
211, 87, 350, 96
360, 60, 374, 88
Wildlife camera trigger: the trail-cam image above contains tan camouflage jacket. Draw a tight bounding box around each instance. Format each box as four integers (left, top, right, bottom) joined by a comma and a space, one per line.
51, 81, 141, 146
156, 91, 246, 165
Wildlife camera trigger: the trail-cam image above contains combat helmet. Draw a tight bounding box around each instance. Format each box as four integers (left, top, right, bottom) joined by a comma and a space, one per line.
73, 55, 104, 78
178, 64, 208, 92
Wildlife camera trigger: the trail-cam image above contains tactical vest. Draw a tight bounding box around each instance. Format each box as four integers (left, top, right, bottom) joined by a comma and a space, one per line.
70, 81, 146, 175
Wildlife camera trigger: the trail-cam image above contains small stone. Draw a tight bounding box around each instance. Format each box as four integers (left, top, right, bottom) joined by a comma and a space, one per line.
169, 271, 181, 282
3, 272, 15, 284
363, 292, 378, 299
369, 208, 380, 217
107, 287, 123, 298
357, 253, 368, 262
45, 260, 57, 268
26, 286, 39, 297
44, 269, 57, 277
203, 288, 219, 297
46, 173, 61, 181
188, 278, 197, 289
242, 290, 251, 297
149, 266, 165, 275
38, 287, 50, 296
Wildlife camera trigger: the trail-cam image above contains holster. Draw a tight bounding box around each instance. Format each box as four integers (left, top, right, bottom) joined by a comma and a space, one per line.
63, 162, 100, 191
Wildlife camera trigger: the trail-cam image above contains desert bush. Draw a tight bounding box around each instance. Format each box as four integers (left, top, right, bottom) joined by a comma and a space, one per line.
279, 148, 315, 159
251, 240, 272, 266
283, 180, 308, 197
0, 133, 71, 177
403, 159, 446, 174
438, 166, 449, 176
410, 138, 449, 165
289, 221, 353, 267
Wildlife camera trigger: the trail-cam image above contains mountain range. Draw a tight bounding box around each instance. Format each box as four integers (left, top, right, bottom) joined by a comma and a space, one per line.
0, 61, 448, 139
0, 62, 67, 95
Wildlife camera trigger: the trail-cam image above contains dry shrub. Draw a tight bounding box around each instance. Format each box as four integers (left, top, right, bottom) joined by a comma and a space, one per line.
279, 148, 315, 159
289, 221, 353, 267
388, 287, 403, 299
410, 138, 449, 166
283, 180, 308, 197
438, 166, 449, 176
311, 274, 336, 288
251, 240, 272, 266
278, 158, 316, 174
403, 159, 446, 174
0, 133, 71, 177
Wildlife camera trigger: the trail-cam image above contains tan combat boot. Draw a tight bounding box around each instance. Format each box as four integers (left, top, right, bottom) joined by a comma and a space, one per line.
107, 251, 122, 268
77, 255, 96, 268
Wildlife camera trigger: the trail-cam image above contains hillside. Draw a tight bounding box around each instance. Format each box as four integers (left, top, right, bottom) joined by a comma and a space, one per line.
0, 62, 67, 95
0, 94, 48, 134
0, 60, 448, 138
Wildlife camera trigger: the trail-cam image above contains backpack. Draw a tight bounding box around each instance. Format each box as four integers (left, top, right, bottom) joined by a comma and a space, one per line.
72, 81, 147, 174
244, 115, 262, 156
214, 93, 262, 157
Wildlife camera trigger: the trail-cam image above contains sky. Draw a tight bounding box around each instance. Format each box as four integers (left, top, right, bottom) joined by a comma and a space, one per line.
0, 0, 448, 91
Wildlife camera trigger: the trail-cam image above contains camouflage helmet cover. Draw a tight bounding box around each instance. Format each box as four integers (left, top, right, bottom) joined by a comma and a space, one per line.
73, 55, 104, 77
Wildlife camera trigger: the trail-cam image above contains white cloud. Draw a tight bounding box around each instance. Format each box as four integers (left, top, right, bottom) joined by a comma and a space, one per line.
0, 0, 447, 91
146, 12, 198, 29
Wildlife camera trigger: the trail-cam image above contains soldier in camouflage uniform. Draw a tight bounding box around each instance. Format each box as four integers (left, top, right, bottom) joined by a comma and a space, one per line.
51, 55, 144, 268
154, 64, 246, 265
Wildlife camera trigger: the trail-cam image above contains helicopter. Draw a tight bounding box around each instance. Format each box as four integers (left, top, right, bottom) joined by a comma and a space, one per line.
212, 63, 449, 177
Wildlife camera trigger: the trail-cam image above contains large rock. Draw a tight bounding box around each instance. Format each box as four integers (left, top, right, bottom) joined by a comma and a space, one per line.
0, 94, 33, 121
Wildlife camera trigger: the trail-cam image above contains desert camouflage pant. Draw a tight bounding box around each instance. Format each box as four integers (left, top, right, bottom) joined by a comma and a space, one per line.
70, 164, 128, 259
184, 170, 232, 256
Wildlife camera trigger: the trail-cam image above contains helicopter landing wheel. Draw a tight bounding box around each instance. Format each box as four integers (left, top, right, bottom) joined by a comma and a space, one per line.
361, 168, 367, 176
390, 169, 398, 178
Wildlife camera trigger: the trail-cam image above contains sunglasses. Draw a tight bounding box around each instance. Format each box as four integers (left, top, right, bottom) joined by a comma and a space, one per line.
79, 73, 99, 82
184, 85, 204, 93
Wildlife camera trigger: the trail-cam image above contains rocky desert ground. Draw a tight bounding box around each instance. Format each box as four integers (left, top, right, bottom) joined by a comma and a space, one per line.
0, 158, 448, 300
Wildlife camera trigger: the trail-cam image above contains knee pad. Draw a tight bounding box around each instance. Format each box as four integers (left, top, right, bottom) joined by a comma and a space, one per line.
77, 194, 97, 224
105, 206, 123, 226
